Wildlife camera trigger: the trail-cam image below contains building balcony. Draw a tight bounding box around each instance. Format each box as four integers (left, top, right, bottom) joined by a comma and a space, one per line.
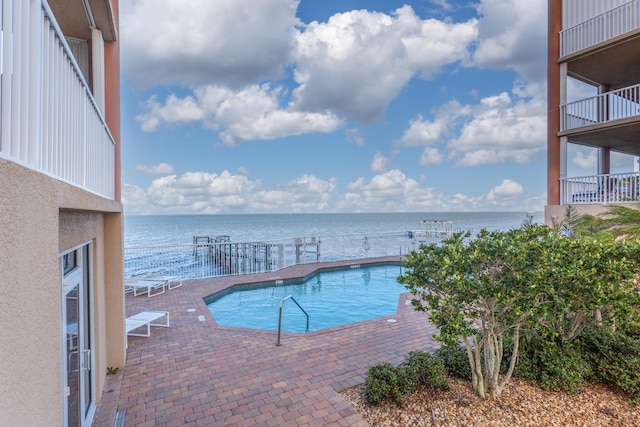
561, 172, 640, 205
560, 0, 640, 58
0, 0, 115, 200
559, 83, 640, 155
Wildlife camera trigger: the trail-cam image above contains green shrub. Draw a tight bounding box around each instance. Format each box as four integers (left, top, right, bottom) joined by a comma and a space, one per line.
364, 363, 413, 406
580, 327, 640, 402
516, 338, 592, 394
435, 345, 472, 380
403, 351, 450, 391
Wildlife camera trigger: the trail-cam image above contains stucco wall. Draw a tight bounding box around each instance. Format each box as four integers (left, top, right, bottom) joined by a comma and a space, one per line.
545, 204, 612, 226
0, 158, 124, 426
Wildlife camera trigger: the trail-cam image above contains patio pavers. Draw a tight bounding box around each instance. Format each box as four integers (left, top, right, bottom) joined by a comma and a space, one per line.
93, 257, 439, 426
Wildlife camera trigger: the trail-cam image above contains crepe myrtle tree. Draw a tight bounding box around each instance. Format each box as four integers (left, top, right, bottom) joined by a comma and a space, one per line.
398, 225, 640, 399
399, 228, 537, 398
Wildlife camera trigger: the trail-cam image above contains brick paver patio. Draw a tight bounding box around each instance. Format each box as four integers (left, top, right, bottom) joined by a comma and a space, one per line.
93, 257, 439, 426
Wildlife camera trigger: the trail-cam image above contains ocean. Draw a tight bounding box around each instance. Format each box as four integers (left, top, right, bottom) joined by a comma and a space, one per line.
123, 211, 544, 279
124, 211, 544, 247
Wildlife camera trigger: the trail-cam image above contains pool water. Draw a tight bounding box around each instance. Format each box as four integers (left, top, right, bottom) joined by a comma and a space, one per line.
205, 264, 406, 332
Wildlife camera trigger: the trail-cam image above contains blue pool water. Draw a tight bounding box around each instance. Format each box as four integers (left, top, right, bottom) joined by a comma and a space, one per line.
205, 264, 406, 332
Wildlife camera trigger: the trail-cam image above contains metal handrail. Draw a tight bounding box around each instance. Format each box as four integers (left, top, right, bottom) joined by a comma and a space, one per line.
276, 295, 309, 346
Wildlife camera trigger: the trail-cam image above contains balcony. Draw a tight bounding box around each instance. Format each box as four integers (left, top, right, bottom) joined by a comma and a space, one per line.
561, 83, 640, 131
561, 172, 640, 205
0, 0, 115, 200
559, 83, 640, 154
560, 0, 640, 58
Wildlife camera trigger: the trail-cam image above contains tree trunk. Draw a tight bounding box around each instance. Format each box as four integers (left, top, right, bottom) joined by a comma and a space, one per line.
463, 336, 485, 399
497, 325, 520, 395
594, 307, 602, 327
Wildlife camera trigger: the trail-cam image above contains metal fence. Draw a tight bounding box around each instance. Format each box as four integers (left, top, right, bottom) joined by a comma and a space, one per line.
124, 231, 455, 280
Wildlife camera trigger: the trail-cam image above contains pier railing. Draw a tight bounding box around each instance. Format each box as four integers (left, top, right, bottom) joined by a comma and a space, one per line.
124, 231, 457, 280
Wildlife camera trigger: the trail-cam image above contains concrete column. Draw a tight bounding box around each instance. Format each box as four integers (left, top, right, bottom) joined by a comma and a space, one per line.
547, 0, 562, 205
598, 147, 611, 175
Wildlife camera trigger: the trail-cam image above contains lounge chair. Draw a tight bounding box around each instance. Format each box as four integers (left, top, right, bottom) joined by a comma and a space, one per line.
124, 274, 166, 297
144, 269, 183, 290
126, 310, 170, 347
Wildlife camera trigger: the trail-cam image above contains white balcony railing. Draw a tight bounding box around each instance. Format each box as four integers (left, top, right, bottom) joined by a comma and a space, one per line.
560, 83, 640, 131
0, 0, 115, 199
561, 0, 640, 57
560, 172, 640, 205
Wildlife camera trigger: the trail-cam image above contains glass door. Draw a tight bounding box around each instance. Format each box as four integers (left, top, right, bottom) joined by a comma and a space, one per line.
62, 244, 93, 427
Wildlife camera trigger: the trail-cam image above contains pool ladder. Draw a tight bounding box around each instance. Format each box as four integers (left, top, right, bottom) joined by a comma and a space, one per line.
276, 295, 309, 346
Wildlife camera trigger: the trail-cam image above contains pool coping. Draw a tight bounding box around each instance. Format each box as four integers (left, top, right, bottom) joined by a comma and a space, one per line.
202, 259, 406, 333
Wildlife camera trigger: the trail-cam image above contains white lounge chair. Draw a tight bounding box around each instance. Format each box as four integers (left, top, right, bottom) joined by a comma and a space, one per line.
124, 274, 166, 297
126, 310, 170, 347
144, 269, 183, 290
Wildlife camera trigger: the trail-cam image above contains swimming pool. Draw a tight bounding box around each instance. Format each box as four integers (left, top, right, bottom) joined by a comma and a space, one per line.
205, 263, 406, 332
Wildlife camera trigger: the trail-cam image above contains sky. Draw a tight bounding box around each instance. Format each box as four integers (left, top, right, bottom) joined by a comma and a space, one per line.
119, 0, 635, 215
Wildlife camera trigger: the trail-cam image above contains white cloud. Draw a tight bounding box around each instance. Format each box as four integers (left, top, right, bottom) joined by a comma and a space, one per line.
342, 169, 444, 211
122, 183, 148, 214
420, 147, 443, 166
567, 77, 597, 103
121, 0, 299, 88
251, 175, 338, 212
136, 84, 344, 145
346, 128, 365, 147
474, 0, 547, 82
293, 6, 478, 122
135, 163, 175, 175
123, 171, 339, 214
488, 179, 524, 199
341, 169, 542, 212
572, 148, 597, 170
142, 171, 260, 213
429, 0, 454, 12
127, 4, 483, 143
123, 168, 545, 215
398, 82, 546, 169
446, 84, 546, 166
371, 153, 389, 173
397, 114, 446, 147
570, 147, 636, 172
136, 95, 205, 132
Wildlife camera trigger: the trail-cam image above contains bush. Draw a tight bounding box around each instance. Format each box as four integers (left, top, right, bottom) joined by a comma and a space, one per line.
516, 338, 592, 395
579, 327, 640, 402
434, 345, 472, 380
364, 363, 413, 406
403, 351, 450, 391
